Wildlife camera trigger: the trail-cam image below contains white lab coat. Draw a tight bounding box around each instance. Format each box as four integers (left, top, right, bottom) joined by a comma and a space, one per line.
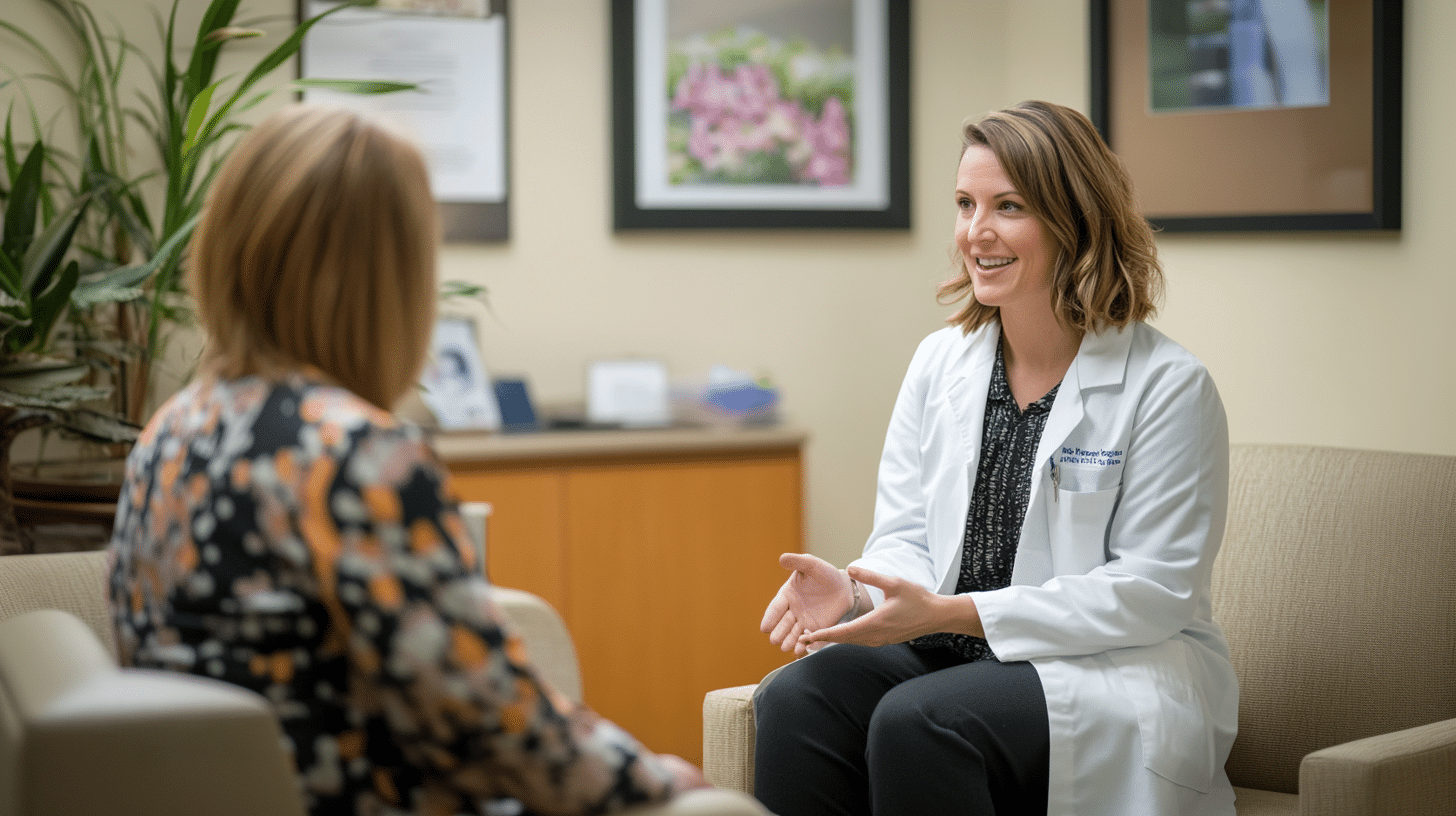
851, 321, 1238, 816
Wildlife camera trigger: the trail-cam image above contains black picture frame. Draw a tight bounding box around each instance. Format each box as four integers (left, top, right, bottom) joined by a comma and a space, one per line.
1089, 0, 1402, 232
611, 0, 911, 230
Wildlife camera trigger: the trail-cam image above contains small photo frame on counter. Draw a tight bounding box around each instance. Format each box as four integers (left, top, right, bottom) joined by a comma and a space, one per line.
492, 378, 539, 432
419, 317, 501, 430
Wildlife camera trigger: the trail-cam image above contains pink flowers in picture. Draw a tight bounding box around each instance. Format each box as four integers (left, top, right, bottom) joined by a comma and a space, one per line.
667, 29, 855, 187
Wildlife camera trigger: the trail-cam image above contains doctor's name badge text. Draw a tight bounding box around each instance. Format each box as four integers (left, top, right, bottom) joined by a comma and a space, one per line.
1060, 446, 1124, 467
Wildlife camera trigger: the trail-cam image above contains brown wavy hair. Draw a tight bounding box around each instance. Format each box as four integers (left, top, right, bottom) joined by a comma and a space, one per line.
938, 100, 1163, 334
188, 104, 439, 410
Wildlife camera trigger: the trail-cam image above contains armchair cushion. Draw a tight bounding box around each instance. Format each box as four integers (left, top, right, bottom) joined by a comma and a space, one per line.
1227, 788, 1298, 815
1215, 446, 1456, 796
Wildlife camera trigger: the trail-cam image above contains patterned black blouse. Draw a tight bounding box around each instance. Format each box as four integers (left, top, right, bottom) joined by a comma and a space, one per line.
911, 339, 1059, 662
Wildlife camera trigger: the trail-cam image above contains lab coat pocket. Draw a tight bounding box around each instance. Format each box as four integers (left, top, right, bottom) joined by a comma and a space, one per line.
1106, 639, 1216, 793
1045, 468, 1120, 575
1053, 461, 1121, 493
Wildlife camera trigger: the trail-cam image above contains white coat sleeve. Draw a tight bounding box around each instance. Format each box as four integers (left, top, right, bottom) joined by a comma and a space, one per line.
850, 337, 942, 603
975, 361, 1230, 660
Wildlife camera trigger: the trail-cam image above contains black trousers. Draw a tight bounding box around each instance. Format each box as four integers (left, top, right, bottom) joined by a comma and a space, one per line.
753, 643, 1050, 816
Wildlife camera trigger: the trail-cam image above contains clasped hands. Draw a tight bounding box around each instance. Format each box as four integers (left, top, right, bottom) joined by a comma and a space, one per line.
760, 553, 984, 658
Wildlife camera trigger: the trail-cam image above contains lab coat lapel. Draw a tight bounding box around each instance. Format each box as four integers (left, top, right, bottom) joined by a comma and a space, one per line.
1034, 326, 1134, 469
1035, 362, 1085, 474
938, 326, 998, 592
1013, 327, 1132, 585
947, 328, 998, 465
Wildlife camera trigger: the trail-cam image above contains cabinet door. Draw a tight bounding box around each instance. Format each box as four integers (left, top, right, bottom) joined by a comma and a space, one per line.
563, 454, 801, 763
450, 470, 569, 616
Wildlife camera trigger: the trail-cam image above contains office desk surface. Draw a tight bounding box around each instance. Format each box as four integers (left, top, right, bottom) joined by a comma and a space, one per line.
430, 424, 808, 464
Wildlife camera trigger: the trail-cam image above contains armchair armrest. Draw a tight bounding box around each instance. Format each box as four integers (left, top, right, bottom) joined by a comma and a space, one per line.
704, 684, 759, 794
1300, 717, 1456, 816
490, 586, 582, 704
0, 609, 304, 816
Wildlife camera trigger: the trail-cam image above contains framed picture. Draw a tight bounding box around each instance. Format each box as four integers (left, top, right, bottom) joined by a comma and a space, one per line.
611, 0, 911, 230
1089, 0, 1402, 232
419, 317, 502, 431
298, 0, 510, 242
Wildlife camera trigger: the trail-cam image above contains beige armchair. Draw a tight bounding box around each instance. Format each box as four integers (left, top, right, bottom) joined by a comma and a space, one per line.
703, 444, 1456, 815
0, 550, 766, 816
0, 606, 307, 816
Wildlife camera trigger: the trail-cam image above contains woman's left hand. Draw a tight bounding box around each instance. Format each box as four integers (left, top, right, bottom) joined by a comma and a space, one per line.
798, 566, 983, 651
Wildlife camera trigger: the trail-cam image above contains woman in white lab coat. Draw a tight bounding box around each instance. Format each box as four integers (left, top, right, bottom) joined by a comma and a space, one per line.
754, 100, 1238, 816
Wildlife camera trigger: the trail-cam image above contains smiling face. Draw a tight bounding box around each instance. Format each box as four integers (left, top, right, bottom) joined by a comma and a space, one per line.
953, 145, 1059, 322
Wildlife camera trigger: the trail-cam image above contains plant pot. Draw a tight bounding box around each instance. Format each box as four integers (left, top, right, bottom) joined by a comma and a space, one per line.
10, 458, 124, 553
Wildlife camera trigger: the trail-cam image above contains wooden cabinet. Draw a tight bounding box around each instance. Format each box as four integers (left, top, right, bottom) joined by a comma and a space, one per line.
440, 427, 804, 764
450, 469, 568, 612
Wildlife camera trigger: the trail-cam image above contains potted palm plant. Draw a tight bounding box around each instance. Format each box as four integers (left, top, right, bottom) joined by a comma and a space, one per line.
10, 0, 411, 424
0, 132, 141, 554
0, 0, 414, 554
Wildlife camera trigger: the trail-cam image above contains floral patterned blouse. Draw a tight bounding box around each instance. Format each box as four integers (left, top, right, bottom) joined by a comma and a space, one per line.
108, 373, 675, 816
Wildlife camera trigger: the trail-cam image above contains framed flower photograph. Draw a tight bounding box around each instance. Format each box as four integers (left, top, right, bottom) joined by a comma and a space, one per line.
611, 0, 911, 230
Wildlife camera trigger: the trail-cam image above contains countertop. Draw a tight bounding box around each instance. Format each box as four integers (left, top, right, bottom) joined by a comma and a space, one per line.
430, 423, 808, 464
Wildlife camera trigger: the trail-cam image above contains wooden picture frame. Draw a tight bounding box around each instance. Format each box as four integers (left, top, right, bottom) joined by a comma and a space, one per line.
1089, 0, 1402, 232
611, 0, 911, 230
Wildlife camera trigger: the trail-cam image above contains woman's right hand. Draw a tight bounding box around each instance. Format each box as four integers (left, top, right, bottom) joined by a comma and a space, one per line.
760, 552, 853, 654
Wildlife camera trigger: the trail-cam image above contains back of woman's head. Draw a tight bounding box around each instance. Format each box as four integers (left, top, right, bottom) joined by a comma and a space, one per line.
941, 100, 1163, 334
188, 104, 438, 409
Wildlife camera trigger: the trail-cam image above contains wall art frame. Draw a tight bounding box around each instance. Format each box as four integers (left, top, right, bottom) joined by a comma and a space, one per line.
298, 0, 511, 242
611, 0, 911, 230
1089, 0, 1402, 232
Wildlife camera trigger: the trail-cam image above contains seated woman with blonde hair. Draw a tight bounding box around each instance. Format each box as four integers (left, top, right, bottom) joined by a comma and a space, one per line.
107, 104, 708, 816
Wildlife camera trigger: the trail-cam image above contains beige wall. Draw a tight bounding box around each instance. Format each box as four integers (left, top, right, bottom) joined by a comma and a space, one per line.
471, 0, 1456, 568
10, 1, 1453, 568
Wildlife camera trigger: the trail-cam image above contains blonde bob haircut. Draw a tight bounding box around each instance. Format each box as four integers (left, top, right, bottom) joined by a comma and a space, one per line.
938, 100, 1163, 335
188, 104, 438, 410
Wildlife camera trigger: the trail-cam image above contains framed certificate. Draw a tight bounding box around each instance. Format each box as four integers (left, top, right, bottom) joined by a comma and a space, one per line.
299, 0, 510, 241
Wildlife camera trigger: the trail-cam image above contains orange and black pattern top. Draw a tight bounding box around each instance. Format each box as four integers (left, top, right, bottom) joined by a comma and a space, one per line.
108, 373, 675, 816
